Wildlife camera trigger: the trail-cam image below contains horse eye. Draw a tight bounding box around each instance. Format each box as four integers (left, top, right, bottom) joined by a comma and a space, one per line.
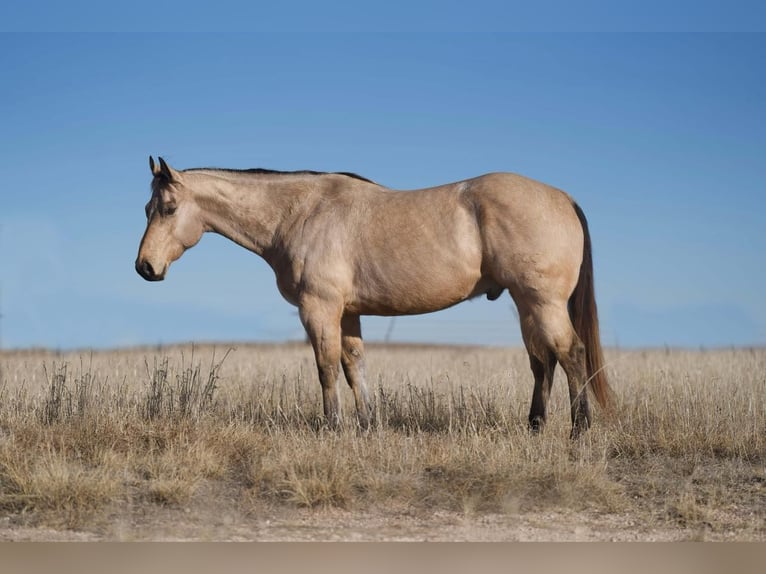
164, 205, 177, 216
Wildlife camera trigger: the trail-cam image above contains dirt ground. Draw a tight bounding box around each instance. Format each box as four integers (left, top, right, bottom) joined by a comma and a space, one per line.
0, 504, 758, 541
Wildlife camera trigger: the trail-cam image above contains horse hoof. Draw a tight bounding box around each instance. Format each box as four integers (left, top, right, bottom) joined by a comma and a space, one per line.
528, 417, 545, 434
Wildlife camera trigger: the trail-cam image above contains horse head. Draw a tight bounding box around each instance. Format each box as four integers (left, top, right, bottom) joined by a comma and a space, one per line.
135, 157, 205, 281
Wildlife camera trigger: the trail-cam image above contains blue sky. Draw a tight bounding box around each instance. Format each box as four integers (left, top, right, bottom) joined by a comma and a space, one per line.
1, 32, 764, 349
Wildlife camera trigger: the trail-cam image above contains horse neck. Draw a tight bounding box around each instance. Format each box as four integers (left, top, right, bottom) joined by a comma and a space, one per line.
187, 171, 305, 257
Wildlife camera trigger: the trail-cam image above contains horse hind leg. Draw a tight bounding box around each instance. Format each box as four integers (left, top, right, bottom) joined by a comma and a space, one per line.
520, 309, 557, 432
526, 303, 592, 438
559, 334, 591, 438
527, 351, 557, 433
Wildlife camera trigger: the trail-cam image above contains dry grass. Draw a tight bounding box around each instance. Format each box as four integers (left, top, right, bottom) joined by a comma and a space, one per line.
0, 343, 763, 540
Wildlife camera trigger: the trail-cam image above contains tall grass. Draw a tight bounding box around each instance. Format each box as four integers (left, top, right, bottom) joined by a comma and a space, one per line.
0, 344, 763, 539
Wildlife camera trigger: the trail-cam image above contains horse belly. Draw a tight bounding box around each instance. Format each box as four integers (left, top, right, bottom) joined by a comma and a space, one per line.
347, 190, 487, 315
351, 249, 484, 316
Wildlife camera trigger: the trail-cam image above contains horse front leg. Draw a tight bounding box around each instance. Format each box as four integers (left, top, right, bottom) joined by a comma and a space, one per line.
299, 298, 343, 429
341, 314, 372, 430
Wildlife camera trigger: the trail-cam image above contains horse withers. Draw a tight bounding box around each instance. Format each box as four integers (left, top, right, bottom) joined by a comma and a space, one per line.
136, 157, 613, 436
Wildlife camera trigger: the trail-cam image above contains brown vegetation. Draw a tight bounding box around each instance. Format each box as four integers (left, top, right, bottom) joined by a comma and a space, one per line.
0, 344, 763, 540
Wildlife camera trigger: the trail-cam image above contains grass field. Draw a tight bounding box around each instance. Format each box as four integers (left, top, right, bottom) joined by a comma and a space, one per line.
0, 343, 763, 540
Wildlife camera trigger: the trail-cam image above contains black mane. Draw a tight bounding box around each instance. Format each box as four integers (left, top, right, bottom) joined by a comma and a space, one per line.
185, 167, 375, 184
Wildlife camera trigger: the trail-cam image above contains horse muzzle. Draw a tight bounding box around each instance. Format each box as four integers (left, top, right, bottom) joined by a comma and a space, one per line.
135, 258, 166, 281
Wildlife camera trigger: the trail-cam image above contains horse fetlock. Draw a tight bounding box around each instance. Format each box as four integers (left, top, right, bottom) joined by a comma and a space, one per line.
355, 407, 372, 431
569, 419, 590, 440
569, 402, 591, 439
322, 397, 342, 428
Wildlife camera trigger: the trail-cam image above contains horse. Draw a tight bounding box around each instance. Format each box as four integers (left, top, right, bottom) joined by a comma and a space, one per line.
136, 156, 613, 437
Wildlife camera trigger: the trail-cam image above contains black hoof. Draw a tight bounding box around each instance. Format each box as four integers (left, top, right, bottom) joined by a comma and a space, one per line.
528, 416, 545, 434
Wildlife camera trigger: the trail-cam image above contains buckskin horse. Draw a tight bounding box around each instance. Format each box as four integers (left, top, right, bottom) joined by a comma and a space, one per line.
136, 157, 613, 436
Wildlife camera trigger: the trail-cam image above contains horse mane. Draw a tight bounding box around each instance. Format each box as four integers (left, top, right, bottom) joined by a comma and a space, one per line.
184, 167, 375, 184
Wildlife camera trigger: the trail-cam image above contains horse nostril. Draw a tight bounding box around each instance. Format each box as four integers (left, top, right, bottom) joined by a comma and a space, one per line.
136, 259, 156, 280
143, 261, 155, 278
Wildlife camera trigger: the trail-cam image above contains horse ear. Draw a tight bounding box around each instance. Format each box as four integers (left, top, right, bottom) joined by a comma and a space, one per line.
149, 156, 161, 176
157, 157, 179, 181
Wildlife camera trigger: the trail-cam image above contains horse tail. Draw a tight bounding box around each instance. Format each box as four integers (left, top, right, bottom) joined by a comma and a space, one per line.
569, 201, 614, 412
